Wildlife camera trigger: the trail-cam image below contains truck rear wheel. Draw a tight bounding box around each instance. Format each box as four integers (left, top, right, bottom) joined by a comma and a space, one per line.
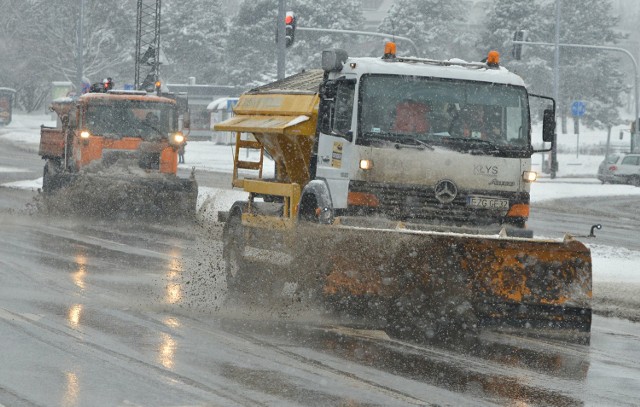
42, 160, 62, 193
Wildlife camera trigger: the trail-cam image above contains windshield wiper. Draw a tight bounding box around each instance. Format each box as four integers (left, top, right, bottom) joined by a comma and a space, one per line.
394, 137, 434, 151
139, 121, 166, 139
463, 138, 504, 154
363, 131, 434, 150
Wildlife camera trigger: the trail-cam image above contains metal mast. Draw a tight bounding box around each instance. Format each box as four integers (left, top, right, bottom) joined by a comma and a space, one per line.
134, 0, 162, 91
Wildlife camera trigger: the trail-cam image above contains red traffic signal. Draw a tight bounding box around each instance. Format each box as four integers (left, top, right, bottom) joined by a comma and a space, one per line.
285, 11, 296, 48
285, 14, 294, 25
103, 77, 114, 91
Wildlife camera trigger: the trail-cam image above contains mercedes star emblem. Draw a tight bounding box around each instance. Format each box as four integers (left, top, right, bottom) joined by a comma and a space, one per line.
434, 179, 458, 204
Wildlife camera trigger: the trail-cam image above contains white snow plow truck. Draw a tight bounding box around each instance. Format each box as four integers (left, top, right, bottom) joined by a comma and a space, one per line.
214, 44, 592, 338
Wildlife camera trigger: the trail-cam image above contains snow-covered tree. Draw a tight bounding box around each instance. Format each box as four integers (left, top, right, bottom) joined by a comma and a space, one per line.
482, 0, 546, 62
284, 0, 363, 71
482, 0, 551, 115
162, 0, 228, 84
547, 0, 626, 130
378, 0, 472, 59
225, 0, 362, 87
0, 0, 135, 110
29, 1, 135, 84
482, 0, 626, 130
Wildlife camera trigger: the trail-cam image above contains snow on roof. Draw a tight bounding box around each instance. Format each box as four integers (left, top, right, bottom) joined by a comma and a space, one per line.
207, 97, 239, 112
0, 87, 16, 93
52, 97, 75, 104
79, 92, 175, 104
348, 57, 525, 87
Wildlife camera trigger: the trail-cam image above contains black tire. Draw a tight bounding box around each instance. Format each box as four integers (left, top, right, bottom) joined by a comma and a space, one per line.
298, 193, 319, 222
42, 160, 62, 194
222, 206, 248, 294
631, 175, 640, 187
42, 163, 50, 192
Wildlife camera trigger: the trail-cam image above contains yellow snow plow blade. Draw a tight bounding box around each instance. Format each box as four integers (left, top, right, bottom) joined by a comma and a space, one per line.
292, 223, 592, 332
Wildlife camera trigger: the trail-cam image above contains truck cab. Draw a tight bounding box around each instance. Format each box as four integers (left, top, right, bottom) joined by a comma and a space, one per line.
305, 48, 555, 236
40, 91, 188, 181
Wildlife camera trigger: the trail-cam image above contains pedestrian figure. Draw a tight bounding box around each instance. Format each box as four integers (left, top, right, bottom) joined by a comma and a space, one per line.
178, 142, 186, 164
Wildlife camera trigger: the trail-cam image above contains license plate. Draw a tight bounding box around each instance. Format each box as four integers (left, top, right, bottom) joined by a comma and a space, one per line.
467, 196, 509, 209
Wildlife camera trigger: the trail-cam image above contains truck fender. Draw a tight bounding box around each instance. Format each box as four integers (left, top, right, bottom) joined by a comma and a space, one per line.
298, 180, 334, 224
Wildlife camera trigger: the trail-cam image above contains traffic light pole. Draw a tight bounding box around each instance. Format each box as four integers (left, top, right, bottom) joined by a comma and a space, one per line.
276, 0, 286, 80
552, 0, 560, 179
513, 40, 639, 154
296, 27, 421, 58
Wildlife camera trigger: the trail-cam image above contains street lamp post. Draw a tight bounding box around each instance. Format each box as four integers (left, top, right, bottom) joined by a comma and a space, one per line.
76, 0, 85, 94
552, 0, 560, 179
513, 40, 639, 154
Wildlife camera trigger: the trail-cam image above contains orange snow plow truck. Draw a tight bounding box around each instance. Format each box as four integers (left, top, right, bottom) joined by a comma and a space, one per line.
215, 46, 593, 338
38, 87, 197, 218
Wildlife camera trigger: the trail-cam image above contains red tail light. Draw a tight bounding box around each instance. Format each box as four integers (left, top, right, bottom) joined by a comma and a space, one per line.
609, 165, 618, 171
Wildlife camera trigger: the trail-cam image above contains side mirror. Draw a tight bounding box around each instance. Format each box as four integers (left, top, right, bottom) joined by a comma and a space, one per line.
319, 81, 338, 99
542, 109, 555, 143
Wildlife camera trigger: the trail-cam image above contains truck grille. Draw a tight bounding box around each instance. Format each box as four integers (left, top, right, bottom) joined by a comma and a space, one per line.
101, 149, 160, 170
348, 180, 528, 225
139, 152, 160, 170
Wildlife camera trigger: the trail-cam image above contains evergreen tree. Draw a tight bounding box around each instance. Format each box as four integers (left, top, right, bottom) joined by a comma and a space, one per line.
284, 0, 362, 71
378, 0, 472, 59
225, 0, 362, 87
482, 0, 551, 115
483, 0, 545, 61
544, 0, 626, 129
162, 0, 228, 84
483, 0, 626, 130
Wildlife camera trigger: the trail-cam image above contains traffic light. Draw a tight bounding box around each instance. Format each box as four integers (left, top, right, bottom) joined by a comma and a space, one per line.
103, 77, 114, 91
512, 30, 528, 60
285, 11, 296, 48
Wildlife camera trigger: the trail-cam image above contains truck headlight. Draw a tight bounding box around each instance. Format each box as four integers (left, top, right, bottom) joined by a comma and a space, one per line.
172, 132, 185, 144
522, 171, 537, 182
359, 159, 373, 170
80, 130, 91, 139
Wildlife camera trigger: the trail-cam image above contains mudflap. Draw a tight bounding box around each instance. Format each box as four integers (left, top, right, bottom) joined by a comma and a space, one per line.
291, 224, 592, 339
41, 172, 198, 219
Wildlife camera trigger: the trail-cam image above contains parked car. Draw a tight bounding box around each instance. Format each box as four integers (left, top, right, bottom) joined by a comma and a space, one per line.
616, 154, 640, 186
598, 153, 640, 186
597, 153, 624, 184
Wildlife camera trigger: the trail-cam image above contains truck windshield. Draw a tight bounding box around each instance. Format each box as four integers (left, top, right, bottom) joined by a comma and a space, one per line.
85, 100, 176, 140
358, 74, 529, 150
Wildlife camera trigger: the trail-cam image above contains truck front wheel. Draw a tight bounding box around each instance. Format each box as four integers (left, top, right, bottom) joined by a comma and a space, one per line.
223, 207, 248, 294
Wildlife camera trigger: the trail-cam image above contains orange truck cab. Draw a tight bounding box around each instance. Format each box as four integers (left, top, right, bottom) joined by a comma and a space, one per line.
40, 91, 187, 177
38, 89, 197, 217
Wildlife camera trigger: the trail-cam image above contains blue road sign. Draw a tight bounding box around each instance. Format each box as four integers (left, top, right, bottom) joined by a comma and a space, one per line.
571, 101, 586, 117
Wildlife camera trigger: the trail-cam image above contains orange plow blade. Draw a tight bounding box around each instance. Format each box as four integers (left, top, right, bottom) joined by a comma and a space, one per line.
293, 225, 592, 333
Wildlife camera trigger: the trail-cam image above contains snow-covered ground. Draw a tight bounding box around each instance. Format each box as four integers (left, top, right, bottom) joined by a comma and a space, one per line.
2, 113, 640, 292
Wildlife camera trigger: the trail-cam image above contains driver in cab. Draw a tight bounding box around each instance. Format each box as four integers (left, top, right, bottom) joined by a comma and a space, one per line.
450, 104, 502, 141
391, 100, 431, 134
450, 104, 485, 139
141, 112, 163, 139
